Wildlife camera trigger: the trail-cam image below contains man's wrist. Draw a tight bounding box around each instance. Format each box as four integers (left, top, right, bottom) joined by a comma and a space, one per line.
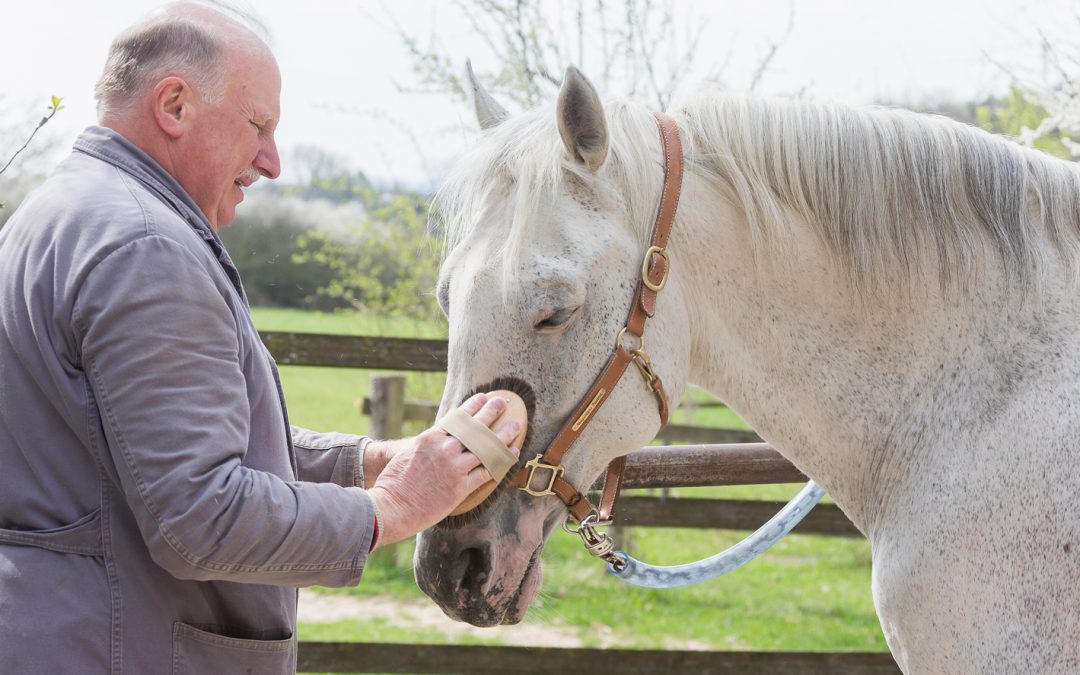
363, 437, 414, 488
362, 440, 391, 489
368, 492, 383, 551
367, 488, 397, 549
355, 436, 373, 488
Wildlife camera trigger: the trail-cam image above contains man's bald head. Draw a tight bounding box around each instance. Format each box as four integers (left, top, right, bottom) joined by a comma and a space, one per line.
94, 1, 271, 122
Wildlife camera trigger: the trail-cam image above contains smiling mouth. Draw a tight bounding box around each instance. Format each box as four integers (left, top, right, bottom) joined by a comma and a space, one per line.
236, 166, 262, 191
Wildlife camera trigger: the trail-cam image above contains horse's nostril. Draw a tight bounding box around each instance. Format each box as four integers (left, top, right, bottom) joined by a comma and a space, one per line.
453, 545, 493, 594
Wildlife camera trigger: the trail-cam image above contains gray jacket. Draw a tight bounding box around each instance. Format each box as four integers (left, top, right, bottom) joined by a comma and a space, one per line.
0, 127, 377, 674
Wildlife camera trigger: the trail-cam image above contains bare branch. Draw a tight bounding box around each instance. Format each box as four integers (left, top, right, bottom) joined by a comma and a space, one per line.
749, 2, 795, 93
0, 97, 63, 181
373, 0, 795, 123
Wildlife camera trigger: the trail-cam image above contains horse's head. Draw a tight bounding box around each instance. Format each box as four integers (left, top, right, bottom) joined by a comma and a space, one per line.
414, 66, 692, 625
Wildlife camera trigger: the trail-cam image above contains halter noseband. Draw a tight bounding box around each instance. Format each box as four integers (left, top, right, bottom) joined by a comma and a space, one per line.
508, 111, 683, 530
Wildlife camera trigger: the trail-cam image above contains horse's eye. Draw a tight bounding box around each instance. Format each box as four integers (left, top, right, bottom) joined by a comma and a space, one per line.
533, 306, 580, 333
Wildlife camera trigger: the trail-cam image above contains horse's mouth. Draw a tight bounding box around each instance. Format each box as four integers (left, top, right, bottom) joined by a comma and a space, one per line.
500, 542, 544, 624
491, 506, 564, 625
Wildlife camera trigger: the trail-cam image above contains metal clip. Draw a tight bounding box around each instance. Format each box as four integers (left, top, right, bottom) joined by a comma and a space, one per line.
630, 348, 659, 392
519, 455, 565, 497
563, 513, 625, 566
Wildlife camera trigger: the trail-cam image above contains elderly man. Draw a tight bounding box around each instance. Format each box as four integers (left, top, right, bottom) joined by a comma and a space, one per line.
0, 2, 517, 672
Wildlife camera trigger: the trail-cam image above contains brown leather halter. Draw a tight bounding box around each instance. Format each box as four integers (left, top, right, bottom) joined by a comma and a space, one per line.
508, 111, 683, 526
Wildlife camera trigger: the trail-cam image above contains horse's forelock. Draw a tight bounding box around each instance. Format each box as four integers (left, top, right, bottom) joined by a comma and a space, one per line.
434, 101, 667, 300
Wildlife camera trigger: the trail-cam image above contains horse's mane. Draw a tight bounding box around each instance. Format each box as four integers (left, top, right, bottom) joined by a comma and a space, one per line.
436, 90, 1080, 294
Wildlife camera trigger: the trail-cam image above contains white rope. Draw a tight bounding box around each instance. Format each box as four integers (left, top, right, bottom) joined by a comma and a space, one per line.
606, 481, 826, 588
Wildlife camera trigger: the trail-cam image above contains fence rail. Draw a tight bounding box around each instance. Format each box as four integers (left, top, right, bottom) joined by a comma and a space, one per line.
262, 331, 448, 371
298, 642, 900, 674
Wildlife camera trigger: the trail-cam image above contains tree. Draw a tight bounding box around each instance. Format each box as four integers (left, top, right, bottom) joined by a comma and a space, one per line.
293, 191, 442, 320
218, 192, 349, 310
379, 0, 794, 112
987, 14, 1080, 160
0, 96, 63, 211
976, 87, 1070, 159
280, 146, 378, 206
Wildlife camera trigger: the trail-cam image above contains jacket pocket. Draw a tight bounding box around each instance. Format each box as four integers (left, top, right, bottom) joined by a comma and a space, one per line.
0, 509, 103, 556
172, 622, 295, 675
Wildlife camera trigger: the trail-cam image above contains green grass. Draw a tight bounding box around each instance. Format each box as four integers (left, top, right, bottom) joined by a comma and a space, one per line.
252, 307, 447, 434
252, 307, 449, 338
252, 306, 887, 652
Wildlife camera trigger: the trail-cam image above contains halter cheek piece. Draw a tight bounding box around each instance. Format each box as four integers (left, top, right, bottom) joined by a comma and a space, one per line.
505, 112, 826, 585
508, 112, 683, 539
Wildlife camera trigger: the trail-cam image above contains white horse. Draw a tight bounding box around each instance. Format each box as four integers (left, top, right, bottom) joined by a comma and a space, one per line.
414, 66, 1080, 673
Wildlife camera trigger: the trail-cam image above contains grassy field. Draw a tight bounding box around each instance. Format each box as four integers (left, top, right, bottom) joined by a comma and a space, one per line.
251, 307, 887, 653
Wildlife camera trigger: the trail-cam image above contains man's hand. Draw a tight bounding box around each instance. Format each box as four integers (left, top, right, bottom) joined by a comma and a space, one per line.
367, 394, 521, 548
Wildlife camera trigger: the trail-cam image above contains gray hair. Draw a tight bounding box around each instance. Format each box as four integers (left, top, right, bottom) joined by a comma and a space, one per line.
94, 1, 270, 120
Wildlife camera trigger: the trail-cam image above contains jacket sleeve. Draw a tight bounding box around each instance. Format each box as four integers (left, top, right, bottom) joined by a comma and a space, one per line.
73, 235, 374, 587
291, 426, 370, 487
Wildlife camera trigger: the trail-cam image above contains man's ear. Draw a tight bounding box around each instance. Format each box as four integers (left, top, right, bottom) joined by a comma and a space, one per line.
152, 77, 194, 138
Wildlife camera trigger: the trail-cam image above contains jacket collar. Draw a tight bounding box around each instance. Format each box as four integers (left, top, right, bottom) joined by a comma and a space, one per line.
73, 126, 246, 298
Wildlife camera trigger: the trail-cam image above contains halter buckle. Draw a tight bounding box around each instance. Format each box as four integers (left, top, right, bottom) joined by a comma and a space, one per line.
520, 455, 565, 497
641, 245, 670, 292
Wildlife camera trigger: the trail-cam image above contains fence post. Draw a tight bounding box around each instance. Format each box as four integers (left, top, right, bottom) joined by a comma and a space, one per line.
369, 375, 406, 440
368, 375, 411, 568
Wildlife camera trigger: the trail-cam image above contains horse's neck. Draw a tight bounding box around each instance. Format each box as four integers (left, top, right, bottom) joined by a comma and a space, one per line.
675, 184, 1078, 534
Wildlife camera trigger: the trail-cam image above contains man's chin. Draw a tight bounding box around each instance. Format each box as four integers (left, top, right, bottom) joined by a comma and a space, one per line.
217, 204, 241, 229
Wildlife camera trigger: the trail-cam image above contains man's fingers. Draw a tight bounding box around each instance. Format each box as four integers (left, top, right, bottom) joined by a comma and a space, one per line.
466, 462, 499, 489
491, 415, 523, 447
470, 395, 507, 428
457, 392, 489, 416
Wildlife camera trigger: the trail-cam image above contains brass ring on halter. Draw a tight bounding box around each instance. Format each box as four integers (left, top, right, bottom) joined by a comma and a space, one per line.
615, 327, 644, 354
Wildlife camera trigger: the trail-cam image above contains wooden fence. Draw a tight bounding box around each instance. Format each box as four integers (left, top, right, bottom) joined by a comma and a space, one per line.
261, 331, 894, 673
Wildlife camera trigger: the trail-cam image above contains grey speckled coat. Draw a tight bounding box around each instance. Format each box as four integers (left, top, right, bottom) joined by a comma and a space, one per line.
0, 127, 377, 674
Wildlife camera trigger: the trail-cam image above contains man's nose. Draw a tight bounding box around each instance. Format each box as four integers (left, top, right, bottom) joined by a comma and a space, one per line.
256, 135, 281, 180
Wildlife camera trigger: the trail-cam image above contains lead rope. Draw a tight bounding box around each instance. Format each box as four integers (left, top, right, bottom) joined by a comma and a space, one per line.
604, 481, 825, 588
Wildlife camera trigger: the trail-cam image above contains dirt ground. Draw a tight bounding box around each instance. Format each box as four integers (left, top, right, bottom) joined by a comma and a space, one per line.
297, 589, 610, 646
297, 589, 713, 650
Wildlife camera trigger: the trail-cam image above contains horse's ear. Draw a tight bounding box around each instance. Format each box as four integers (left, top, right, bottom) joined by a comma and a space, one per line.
465, 60, 509, 130
557, 66, 608, 172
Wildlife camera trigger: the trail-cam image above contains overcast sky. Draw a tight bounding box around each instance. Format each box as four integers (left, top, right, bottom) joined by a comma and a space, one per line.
2, 0, 1077, 189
